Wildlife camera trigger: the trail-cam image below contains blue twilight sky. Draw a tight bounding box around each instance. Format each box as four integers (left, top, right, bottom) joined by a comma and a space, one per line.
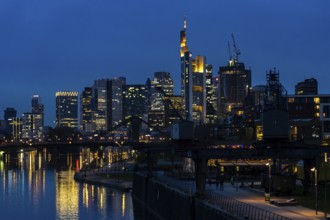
0, 0, 330, 127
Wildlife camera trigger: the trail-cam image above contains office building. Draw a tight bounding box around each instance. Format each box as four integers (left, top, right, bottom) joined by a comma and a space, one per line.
80, 87, 93, 132
32, 95, 44, 127
295, 78, 318, 95
123, 84, 147, 119
218, 58, 251, 117
4, 107, 17, 134
180, 18, 193, 120
22, 113, 43, 140
55, 91, 79, 129
148, 72, 174, 129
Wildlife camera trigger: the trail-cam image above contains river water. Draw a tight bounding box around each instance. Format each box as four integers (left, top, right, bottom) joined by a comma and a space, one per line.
0, 148, 141, 220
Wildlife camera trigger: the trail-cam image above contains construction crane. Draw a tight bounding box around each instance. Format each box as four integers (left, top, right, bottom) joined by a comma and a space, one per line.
231, 33, 241, 62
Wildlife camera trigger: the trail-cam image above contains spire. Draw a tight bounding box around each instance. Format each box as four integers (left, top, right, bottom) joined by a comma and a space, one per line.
184, 16, 186, 30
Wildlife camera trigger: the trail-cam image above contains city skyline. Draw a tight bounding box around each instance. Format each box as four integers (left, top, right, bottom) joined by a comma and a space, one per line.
1, 0, 329, 126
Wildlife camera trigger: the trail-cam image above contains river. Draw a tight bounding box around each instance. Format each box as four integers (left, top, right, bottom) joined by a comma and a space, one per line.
0, 148, 142, 220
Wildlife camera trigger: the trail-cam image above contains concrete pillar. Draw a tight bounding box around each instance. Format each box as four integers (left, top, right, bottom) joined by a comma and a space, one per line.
194, 158, 207, 197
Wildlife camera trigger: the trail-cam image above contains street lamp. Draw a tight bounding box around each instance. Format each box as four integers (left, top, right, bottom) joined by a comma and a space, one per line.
266, 162, 271, 202
311, 167, 318, 215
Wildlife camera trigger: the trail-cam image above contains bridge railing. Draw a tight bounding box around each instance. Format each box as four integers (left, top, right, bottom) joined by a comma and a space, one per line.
205, 192, 292, 220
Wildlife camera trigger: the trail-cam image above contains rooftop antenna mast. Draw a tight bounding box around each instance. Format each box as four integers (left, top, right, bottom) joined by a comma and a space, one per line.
228, 41, 232, 60
231, 33, 241, 62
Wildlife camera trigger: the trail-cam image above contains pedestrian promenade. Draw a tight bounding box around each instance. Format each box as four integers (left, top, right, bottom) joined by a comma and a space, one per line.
206, 181, 326, 220
154, 172, 327, 220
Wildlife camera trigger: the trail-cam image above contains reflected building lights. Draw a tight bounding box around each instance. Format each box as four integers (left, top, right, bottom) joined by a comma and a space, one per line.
122, 193, 126, 217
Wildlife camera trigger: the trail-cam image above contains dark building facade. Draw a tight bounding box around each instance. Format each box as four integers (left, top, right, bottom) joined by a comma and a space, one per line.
4, 107, 17, 134
218, 60, 251, 117
295, 78, 318, 95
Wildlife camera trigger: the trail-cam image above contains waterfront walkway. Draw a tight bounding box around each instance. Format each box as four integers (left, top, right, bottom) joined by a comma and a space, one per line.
154, 172, 327, 220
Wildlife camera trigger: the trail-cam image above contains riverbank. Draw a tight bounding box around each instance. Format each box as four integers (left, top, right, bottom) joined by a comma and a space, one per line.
74, 171, 133, 191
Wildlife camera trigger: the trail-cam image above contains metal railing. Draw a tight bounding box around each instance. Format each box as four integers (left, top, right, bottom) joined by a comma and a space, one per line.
205, 192, 292, 220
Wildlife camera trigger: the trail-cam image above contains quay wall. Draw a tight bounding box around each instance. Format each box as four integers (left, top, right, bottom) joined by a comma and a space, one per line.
132, 172, 241, 220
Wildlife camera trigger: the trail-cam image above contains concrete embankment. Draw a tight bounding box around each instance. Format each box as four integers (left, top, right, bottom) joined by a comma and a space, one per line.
74, 172, 132, 191
132, 172, 241, 220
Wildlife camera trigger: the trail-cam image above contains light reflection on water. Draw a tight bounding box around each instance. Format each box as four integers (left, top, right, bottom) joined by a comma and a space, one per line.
0, 148, 137, 220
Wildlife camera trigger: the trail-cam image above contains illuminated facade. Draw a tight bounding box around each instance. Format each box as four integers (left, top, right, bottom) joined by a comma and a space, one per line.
286, 94, 330, 140
92, 77, 125, 131
80, 87, 93, 132
55, 91, 79, 129
192, 56, 206, 123
148, 72, 174, 129
123, 84, 147, 119
218, 59, 251, 117
180, 18, 193, 120
32, 95, 44, 128
10, 117, 22, 141
205, 64, 217, 124
22, 112, 43, 140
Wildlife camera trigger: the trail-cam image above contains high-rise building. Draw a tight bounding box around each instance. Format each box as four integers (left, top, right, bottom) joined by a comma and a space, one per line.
192, 56, 206, 124
32, 95, 44, 127
295, 78, 318, 95
80, 87, 93, 132
10, 117, 22, 141
91, 77, 125, 131
205, 64, 217, 124
218, 58, 251, 117
148, 72, 174, 129
110, 77, 125, 128
180, 18, 193, 120
123, 84, 147, 119
55, 91, 79, 129
22, 113, 43, 140
4, 107, 17, 134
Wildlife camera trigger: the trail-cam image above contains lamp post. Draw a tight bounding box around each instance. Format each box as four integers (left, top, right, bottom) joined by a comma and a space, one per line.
266, 162, 271, 202
311, 167, 318, 215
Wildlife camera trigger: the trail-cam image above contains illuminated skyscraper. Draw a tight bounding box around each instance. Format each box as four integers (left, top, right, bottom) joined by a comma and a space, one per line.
55, 91, 79, 129
218, 58, 251, 117
22, 112, 43, 140
180, 18, 193, 120
123, 84, 147, 119
192, 56, 206, 124
205, 64, 217, 124
148, 72, 174, 129
92, 77, 125, 131
80, 87, 93, 131
32, 95, 44, 127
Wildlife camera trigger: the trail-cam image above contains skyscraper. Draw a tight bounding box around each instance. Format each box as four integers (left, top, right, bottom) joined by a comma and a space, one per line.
123, 84, 147, 119
180, 18, 193, 120
32, 95, 44, 127
22, 112, 43, 140
91, 77, 125, 131
148, 72, 174, 129
55, 91, 79, 129
80, 87, 93, 132
205, 64, 217, 124
192, 56, 206, 124
4, 107, 17, 134
218, 56, 251, 117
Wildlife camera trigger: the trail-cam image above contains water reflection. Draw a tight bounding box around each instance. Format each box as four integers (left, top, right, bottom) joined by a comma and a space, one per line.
0, 147, 136, 220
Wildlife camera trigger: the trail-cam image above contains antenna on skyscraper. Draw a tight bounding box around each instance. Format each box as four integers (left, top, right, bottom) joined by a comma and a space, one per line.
228, 41, 232, 60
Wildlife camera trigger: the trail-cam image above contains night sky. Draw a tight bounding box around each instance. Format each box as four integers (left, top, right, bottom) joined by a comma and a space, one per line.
1, 0, 329, 126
